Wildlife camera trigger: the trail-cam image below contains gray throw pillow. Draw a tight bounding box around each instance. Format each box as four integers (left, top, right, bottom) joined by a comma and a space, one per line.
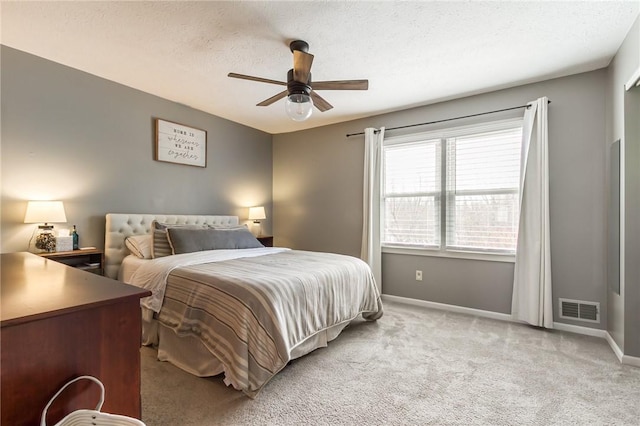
151, 221, 209, 258
167, 227, 264, 254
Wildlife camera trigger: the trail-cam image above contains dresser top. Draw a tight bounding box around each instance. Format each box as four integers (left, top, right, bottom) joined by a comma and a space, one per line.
1, 252, 150, 326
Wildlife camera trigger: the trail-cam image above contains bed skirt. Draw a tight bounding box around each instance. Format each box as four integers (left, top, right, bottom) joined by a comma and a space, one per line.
141, 307, 351, 380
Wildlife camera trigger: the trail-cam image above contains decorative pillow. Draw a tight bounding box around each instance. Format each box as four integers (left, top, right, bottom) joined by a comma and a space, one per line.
167, 227, 264, 254
151, 221, 209, 258
125, 234, 153, 259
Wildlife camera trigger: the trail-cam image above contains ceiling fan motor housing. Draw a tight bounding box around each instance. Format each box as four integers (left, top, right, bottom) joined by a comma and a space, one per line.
287, 69, 311, 96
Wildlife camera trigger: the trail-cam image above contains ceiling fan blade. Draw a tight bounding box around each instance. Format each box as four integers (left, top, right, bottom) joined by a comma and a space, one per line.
228, 72, 286, 86
310, 91, 333, 112
257, 90, 288, 107
311, 80, 369, 90
293, 50, 314, 83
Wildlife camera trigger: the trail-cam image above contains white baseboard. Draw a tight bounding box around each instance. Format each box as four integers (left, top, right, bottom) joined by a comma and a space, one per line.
552, 321, 607, 338
605, 333, 640, 367
622, 354, 640, 367
606, 332, 624, 362
382, 294, 639, 367
382, 294, 513, 322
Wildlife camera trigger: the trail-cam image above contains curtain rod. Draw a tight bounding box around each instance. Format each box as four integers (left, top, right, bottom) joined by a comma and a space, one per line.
345, 100, 551, 138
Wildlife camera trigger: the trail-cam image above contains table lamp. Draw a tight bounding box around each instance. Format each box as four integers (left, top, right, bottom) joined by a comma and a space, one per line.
24, 201, 67, 252
248, 206, 266, 236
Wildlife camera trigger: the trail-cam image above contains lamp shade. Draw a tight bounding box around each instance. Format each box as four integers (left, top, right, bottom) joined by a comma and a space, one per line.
24, 201, 67, 224
248, 206, 266, 221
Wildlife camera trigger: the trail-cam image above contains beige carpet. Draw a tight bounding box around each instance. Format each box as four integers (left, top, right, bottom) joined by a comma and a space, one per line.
140, 300, 640, 425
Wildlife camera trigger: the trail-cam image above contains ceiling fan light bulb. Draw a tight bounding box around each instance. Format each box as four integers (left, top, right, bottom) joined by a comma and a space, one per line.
285, 93, 313, 121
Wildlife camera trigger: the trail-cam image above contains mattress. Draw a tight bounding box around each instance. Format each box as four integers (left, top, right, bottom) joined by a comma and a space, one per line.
119, 255, 148, 282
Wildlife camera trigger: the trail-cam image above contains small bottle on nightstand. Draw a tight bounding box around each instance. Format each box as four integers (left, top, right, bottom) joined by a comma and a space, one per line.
71, 225, 79, 250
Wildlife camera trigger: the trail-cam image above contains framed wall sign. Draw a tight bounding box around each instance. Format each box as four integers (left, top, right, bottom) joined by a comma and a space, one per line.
155, 118, 207, 167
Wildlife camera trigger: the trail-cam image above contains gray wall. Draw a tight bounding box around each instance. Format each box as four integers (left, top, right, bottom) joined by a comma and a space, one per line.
1, 46, 273, 253
624, 81, 640, 357
274, 69, 608, 326
605, 16, 639, 356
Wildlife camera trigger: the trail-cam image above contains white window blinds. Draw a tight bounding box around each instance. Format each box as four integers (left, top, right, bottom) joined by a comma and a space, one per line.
382, 140, 441, 247
445, 128, 522, 253
382, 120, 523, 255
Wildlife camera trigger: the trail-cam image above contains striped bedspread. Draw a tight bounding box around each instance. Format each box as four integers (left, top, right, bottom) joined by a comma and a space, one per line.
128, 248, 383, 397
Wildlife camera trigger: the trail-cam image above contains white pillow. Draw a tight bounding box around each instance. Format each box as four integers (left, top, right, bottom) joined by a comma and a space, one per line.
125, 234, 153, 259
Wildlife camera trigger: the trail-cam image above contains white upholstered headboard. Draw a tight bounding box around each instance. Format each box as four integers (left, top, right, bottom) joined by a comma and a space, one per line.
104, 213, 239, 279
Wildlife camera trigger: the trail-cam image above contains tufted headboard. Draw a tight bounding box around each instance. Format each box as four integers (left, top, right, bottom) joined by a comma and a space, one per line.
104, 213, 239, 279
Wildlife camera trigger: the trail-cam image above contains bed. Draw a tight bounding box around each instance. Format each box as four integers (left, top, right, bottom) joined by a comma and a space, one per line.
104, 213, 383, 398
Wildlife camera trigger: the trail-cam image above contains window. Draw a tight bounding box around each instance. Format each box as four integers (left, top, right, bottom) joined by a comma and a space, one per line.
382, 119, 523, 256
383, 139, 441, 247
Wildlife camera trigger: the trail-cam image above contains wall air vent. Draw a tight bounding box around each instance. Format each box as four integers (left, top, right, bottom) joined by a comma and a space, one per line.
559, 298, 600, 323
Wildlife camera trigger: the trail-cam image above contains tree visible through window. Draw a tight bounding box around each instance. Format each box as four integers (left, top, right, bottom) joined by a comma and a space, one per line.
382, 120, 523, 255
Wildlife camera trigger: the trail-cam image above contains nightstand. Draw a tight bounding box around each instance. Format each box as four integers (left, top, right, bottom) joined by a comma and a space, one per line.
38, 248, 104, 275
257, 235, 273, 247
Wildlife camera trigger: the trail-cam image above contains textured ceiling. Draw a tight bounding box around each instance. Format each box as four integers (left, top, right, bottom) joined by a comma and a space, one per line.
1, 1, 638, 134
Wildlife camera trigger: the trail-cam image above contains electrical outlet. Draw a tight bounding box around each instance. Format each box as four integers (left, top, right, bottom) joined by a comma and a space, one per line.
415, 270, 423, 281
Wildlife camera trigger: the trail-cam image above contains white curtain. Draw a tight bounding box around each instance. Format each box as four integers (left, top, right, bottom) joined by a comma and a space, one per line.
512, 97, 553, 328
361, 127, 385, 293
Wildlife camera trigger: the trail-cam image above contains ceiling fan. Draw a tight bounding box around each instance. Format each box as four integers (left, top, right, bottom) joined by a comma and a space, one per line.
228, 40, 368, 121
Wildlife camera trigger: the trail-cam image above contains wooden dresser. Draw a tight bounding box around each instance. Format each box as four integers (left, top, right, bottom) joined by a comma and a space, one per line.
1, 252, 151, 425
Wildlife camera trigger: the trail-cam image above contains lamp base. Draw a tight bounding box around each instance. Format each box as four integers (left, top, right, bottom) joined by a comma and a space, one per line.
34, 229, 56, 252
251, 221, 262, 237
